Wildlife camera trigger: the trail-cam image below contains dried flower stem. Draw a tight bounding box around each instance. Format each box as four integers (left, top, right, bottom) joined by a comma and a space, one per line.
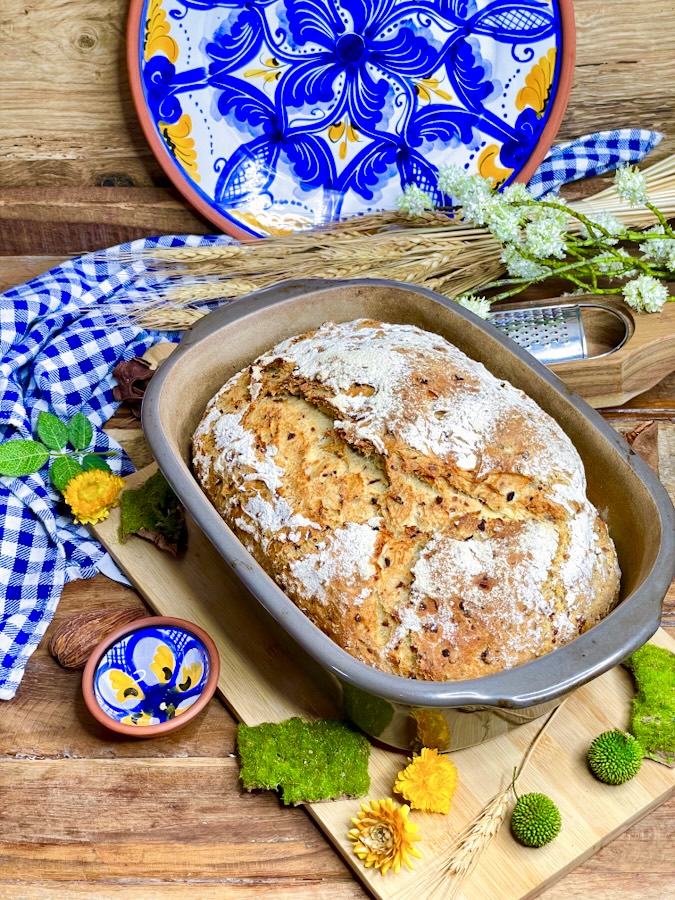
442, 699, 568, 897
94, 152, 675, 329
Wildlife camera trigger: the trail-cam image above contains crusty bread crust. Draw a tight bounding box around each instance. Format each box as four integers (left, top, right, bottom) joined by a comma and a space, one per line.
192, 320, 620, 681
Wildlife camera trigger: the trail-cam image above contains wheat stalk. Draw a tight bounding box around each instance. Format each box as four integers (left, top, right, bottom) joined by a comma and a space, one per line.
441, 699, 568, 898
444, 785, 514, 882
103, 152, 675, 329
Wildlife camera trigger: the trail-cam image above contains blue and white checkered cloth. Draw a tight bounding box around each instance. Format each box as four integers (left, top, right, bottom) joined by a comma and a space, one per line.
0, 128, 662, 699
528, 128, 663, 198
0, 234, 232, 699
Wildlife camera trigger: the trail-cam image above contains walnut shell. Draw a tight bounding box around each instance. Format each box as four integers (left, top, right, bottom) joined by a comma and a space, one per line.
48, 607, 145, 669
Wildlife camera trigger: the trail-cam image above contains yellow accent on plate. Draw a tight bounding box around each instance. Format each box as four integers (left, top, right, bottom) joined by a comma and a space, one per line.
516, 48, 557, 117
108, 669, 145, 703
328, 117, 361, 160
178, 661, 203, 691
414, 77, 452, 104
144, 0, 178, 64
477, 144, 514, 188
121, 711, 155, 726
244, 56, 283, 84
150, 642, 175, 683
159, 114, 200, 183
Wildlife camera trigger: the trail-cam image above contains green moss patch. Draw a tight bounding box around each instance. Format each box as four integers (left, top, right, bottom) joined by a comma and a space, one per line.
237, 718, 371, 805
624, 643, 675, 766
120, 469, 187, 554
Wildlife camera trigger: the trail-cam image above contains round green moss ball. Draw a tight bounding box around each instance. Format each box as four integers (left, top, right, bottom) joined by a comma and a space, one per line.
511, 793, 561, 848
587, 730, 643, 785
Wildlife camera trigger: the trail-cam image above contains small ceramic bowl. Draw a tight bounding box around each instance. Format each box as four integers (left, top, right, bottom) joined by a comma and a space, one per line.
82, 616, 220, 737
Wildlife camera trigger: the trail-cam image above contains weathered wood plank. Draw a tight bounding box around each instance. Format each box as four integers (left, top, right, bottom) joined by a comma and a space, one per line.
0, 884, 364, 900
0, 758, 355, 883
0, 0, 160, 189
0, 256, 67, 292
0, 187, 211, 255
1, 0, 673, 190
2, 0, 675, 256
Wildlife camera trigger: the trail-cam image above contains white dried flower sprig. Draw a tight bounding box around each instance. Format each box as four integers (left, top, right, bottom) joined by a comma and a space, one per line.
615, 164, 650, 207
396, 185, 434, 217
457, 294, 491, 319
622, 274, 669, 312
400, 162, 675, 314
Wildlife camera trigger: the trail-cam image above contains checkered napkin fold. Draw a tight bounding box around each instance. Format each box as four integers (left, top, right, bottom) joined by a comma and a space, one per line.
0, 127, 662, 699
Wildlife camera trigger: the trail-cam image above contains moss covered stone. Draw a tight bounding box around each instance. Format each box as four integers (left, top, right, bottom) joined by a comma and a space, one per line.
120, 469, 187, 553
237, 718, 371, 805
624, 643, 675, 766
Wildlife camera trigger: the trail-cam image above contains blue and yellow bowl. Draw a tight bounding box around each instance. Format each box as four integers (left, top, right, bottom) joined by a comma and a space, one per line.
83, 617, 220, 737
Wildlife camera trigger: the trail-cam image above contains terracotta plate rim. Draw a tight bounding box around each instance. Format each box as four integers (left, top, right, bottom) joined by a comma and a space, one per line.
126, 0, 576, 240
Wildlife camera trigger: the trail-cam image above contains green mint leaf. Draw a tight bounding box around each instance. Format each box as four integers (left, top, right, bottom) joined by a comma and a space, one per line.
67, 412, 94, 450
50, 456, 83, 492
0, 440, 50, 477
37, 411, 68, 451
82, 454, 111, 473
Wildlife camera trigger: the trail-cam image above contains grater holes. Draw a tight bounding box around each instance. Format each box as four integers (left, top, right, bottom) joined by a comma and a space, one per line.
489, 305, 586, 363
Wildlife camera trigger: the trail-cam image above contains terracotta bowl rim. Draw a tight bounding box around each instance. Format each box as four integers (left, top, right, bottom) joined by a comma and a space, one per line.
82, 615, 221, 738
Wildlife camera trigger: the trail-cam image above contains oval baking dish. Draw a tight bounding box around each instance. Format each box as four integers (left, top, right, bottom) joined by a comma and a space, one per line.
142, 279, 675, 750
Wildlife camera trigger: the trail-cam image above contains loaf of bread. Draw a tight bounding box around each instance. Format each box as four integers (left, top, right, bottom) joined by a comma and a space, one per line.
192, 319, 620, 681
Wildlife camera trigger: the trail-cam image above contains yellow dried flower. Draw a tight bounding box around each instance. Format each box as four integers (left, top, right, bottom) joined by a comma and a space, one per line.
394, 747, 458, 814
62, 469, 125, 525
348, 798, 422, 876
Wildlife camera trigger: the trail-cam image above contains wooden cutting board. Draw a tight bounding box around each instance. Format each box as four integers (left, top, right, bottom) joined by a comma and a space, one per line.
92, 466, 675, 900
493, 296, 675, 409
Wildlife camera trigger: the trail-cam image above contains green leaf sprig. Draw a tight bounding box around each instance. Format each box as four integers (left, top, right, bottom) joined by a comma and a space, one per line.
0, 410, 117, 490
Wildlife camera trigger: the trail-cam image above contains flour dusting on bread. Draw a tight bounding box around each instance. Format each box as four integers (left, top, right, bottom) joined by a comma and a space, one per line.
193, 319, 620, 681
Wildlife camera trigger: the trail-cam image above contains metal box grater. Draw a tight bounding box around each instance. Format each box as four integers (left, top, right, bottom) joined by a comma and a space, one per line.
489, 303, 630, 365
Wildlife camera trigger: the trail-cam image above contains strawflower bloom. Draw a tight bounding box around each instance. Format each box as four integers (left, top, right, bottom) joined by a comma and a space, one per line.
348, 798, 422, 875
396, 184, 433, 217
413, 709, 451, 750
394, 747, 458, 814
62, 469, 125, 525
614, 164, 649, 206
457, 294, 491, 319
622, 275, 669, 312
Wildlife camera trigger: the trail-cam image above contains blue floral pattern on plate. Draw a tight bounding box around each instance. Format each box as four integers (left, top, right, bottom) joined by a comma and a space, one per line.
135, 0, 567, 236
94, 625, 211, 727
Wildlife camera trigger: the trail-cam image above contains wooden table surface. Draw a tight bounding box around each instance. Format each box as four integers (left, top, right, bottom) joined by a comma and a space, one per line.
1, 1, 674, 897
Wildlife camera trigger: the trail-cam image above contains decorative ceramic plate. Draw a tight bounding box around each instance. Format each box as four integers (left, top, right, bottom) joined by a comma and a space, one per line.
128, 0, 574, 238
92, 622, 213, 727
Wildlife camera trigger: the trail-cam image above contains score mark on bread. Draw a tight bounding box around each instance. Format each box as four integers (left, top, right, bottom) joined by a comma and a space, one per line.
192, 320, 620, 681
